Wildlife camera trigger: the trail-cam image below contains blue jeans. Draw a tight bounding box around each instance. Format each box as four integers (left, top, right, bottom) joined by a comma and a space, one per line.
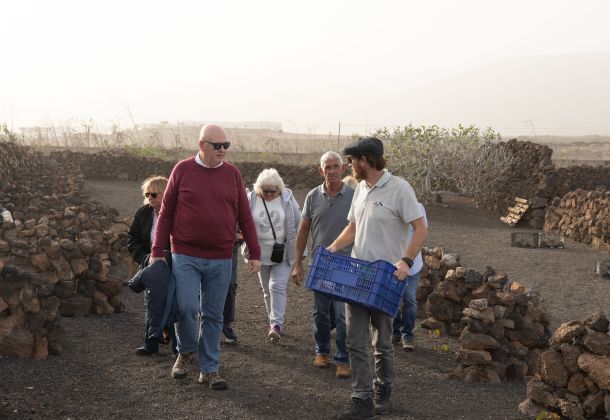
172, 253, 232, 373
392, 272, 420, 339
314, 292, 349, 365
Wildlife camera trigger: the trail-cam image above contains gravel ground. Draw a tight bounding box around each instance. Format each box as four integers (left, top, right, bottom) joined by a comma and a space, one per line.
1, 179, 608, 420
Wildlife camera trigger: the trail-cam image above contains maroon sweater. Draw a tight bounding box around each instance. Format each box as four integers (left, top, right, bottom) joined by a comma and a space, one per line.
151, 157, 260, 260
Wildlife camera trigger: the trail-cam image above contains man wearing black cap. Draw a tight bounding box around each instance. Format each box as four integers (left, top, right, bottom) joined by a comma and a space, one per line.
328, 136, 428, 419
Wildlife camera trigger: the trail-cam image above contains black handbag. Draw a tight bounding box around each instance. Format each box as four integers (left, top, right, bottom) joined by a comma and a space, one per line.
262, 198, 285, 263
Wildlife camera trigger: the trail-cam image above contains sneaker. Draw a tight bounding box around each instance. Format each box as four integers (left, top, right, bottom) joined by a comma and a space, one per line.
402, 336, 415, 351
314, 354, 331, 368
391, 335, 401, 344
198, 372, 228, 390
373, 385, 392, 415
268, 325, 281, 343
223, 324, 238, 344
336, 397, 375, 419
171, 353, 192, 379
134, 346, 155, 356
336, 364, 351, 378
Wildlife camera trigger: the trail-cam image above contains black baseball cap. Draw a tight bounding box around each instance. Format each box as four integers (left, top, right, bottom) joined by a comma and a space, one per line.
343, 136, 384, 157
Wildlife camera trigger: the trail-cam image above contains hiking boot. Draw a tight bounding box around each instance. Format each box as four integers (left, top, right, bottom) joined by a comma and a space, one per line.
391, 335, 401, 344
402, 336, 415, 351
160, 327, 171, 345
336, 364, 351, 378
171, 353, 192, 379
223, 324, 238, 344
268, 325, 282, 343
373, 385, 392, 415
314, 354, 331, 368
336, 397, 376, 419
198, 372, 228, 390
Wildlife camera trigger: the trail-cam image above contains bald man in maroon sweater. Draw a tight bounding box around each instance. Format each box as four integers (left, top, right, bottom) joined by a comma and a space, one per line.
150, 123, 261, 390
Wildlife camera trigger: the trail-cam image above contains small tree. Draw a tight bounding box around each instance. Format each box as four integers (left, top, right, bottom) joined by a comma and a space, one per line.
0, 123, 19, 142
376, 124, 513, 206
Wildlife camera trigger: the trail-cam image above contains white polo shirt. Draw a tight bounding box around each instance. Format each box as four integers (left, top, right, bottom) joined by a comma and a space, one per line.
348, 170, 423, 264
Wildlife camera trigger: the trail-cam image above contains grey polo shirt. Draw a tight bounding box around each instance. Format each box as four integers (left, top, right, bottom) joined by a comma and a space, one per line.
348, 171, 422, 263
302, 182, 354, 256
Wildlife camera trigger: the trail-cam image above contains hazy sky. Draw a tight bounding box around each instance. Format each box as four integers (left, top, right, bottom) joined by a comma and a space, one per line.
2, 0, 610, 135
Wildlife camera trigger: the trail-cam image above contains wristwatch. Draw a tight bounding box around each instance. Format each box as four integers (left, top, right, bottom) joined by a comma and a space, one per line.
401, 257, 414, 268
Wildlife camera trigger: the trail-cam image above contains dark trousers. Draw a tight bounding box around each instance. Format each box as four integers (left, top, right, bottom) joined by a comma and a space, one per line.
144, 292, 178, 355
223, 243, 240, 325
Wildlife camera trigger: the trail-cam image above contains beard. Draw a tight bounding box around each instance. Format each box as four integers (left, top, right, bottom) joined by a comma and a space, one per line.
351, 165, 365, 181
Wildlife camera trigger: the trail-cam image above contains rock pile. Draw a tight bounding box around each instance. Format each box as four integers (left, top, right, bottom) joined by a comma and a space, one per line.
544, 189, 610, 251
0, 142, 137, 358
417, 247, 551, 383
0, 263, 63, 359
519, 311, 610, 419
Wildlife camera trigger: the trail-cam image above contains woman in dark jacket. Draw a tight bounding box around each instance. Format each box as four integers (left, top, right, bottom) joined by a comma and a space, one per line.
127, 176, 174, 356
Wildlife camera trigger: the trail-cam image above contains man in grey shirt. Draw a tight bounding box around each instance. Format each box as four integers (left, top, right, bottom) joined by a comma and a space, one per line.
329, 137, 427, 419
292, 151, 354, 379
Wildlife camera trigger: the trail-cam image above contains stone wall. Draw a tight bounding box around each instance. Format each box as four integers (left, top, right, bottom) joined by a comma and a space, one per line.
544, 189, 610, 251
0, 142, 136, 359
50, 150, 321, 189
418, 247, 550, 383
519, 311, 610, 419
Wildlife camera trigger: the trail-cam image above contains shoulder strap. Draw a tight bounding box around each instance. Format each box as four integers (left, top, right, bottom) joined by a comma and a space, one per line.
261, 198, 277, 241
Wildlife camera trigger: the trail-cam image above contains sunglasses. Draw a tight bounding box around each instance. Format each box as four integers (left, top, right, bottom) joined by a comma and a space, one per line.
262, 189, 277, 194
205, 141, 231, 150
144, 192, 158, 198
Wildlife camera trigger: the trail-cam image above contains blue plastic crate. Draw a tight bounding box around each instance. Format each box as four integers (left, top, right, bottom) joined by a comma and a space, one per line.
305, 245, 405, 317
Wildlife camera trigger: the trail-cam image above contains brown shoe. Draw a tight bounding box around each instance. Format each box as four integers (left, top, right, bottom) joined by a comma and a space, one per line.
198, 372, 228, 390
313, 354, 331, 368
171, 353, 192, 379
336, 364, 352, 378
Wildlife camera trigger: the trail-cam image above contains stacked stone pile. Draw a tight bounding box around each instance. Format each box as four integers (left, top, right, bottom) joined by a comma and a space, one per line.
417, 247, 551, 383
482, 139, 553, 215
0, 263, 63, 359
0, 142, 137, 358
0, 202, 135, 319
50, 149, 320, 189
544, 189, 610, 251
518, 311, 610, 419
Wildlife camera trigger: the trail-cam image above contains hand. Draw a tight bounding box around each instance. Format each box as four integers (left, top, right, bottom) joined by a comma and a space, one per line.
149, 256, 166, 266
292, 263, 304, 286
235, 232, 243, 241
393, 260, 410, 281
248, 259, 261, 273
326, 244, 338, 253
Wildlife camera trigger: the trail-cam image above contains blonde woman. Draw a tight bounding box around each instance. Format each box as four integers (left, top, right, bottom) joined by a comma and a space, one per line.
127, 176, 174, 356
244, 168, 301, 343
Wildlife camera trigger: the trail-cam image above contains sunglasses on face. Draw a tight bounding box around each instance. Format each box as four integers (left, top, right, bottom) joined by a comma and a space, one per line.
262, 189, 277, 194
204, 141, 231, 150
144, 192, 158, 198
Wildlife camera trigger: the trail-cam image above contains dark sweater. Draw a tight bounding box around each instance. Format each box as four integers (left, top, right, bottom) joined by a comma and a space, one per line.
127, 205, 170, 266
151, 157, 260, 260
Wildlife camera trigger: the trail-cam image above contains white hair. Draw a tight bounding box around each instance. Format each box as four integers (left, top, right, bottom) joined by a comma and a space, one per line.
253, 168, 285, 196
320, 151, 343, 168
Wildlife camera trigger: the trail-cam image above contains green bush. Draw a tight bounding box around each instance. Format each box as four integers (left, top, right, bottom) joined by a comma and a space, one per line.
376, 124, 512, 206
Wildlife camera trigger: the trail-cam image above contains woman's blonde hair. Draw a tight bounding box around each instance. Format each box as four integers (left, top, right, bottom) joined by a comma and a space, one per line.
253, 168, 285, 196
342, 175, 359, 189
141, 176, 168, 205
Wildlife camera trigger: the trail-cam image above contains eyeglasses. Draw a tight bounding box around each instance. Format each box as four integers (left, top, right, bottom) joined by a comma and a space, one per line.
205, 141, 231, 150
262, 189, 277, 194
144, 192, 158, 198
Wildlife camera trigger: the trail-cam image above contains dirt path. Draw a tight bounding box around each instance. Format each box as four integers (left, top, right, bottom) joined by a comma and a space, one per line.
1, 179, 608, 419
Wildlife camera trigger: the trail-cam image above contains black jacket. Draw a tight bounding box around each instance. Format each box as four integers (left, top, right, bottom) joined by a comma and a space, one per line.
127, 205, 170, 265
